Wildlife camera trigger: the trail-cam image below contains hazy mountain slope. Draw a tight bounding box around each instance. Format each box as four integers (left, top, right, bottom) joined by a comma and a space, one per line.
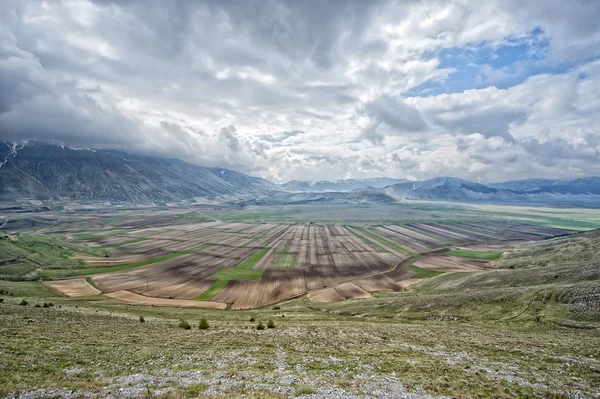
280, 177, 408, 192
274, 190, 399, 205
384, 176, 600, 203
0, 142, 272, 202
206, 167, 278, 194
385, 177, 510, 201
488, 178, 559, 191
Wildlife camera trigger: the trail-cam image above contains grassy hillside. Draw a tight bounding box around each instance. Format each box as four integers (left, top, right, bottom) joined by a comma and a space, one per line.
314, 230, 600, 324
0, 233, 109, 281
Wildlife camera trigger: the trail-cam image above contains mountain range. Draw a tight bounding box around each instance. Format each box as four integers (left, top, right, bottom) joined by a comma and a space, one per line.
1, 142, 599, 205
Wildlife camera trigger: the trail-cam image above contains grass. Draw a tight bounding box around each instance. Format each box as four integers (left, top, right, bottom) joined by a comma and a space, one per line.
69, 244, 214, 276
445, 249, 503, 260
236, 248, 270, 269
346, 226, 387, 252
351, 227, 413, 255
196, 248, 269, 301
405, 264, 445, 279
0, 281, 58, 298
85, 277, 102, 292
0, 233, 110, 280
210, 268, 264, 280
274, 240, 297, 269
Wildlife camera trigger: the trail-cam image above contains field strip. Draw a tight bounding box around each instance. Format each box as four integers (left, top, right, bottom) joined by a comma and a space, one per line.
399, 224, 456, 245
74, 229, 124, 240
443, 223, 508, 240
345, 226, 386, 252
44, 278, 101, 297
274, 240, 297, 269
106, 290, 227, 309
350, 226, 414, 256
100, 237, 149, 248
196, 247, 269, 301
268, 246, 453, 308
247, 224, 280, 244
68, 244, 215, 276
405, 264, 445, 279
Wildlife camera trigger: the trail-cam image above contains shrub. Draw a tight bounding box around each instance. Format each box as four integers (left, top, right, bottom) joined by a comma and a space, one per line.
198, 318, 209, 330
139, 316, 145, 323
272, 306, 280, 310
0, 298, 4, 303
19, 300, 28, 306
42, 303, 50, 308
34, 304, 41, 308
267, 319, 275, 329
249, 317, 255, 322
48, 302, 54, 307
256, 321, 265, 330
178, 319, 191, 329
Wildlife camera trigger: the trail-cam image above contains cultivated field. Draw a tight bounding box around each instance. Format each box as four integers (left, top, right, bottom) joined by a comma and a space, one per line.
0, 206, 573, 309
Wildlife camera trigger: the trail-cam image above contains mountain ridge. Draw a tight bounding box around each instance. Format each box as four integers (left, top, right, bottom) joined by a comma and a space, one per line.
1, 142, 599, 205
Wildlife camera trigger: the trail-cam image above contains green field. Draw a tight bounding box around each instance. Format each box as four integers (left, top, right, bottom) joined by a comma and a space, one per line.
196, 248, 269, 301
274, 240, 297, 269
405, 264, 445, 279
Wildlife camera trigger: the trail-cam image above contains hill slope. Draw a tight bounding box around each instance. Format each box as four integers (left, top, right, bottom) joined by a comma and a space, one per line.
0, 142, 273, 202
315, 229, 600, 324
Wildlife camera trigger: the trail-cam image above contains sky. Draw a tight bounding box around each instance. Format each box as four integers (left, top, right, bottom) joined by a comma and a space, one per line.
1, 0, 600, 183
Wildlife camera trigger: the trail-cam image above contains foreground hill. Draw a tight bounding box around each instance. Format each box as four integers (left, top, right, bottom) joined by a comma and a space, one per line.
0, 142, 273, 202
315, 229, 600, 324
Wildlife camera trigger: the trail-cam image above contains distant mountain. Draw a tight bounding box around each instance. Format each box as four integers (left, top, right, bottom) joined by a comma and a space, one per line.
488, 178, 559, 191
274, 190, 399, 205
2, 142, 598, 205
384, 177, 507, 201
383, 176, 600, 204
0, 142, 274, 202
280, 177, 409, 192
206, 167, 278, 194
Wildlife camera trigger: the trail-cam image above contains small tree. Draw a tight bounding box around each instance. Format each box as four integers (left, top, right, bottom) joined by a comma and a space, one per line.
249, 317, 255, 322
139, 316, 145, 323
256, 321, 265, 330
19, 300, 28, 306
178, 319, 191, 329
267, 319, 275, 329
198, 318, 209, 330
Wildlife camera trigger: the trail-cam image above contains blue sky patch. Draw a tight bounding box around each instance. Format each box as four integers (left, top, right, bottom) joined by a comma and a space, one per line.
409, 28, 573, 97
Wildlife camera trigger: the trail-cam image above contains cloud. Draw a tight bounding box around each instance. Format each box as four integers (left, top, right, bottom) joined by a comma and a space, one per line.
0, 0, 599, 183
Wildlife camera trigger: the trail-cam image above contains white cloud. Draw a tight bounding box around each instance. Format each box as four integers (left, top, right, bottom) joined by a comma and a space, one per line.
0, 0, 599, 183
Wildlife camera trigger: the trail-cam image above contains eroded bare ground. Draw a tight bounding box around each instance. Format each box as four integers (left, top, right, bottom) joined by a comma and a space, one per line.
1, 300, 598, 399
